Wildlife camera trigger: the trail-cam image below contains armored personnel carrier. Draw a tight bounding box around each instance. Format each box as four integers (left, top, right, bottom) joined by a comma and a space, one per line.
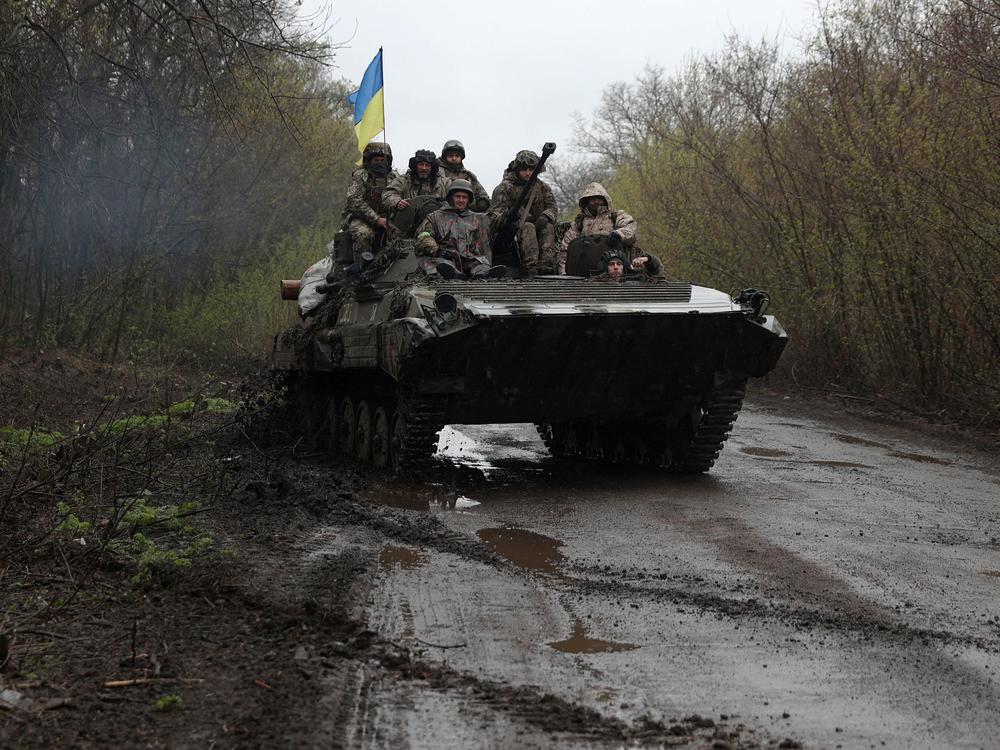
273, 225, 788, 474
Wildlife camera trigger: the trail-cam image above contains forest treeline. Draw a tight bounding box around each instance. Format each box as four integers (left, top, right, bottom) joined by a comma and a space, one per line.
573, 0, 999, 422
0, 0, 356, 361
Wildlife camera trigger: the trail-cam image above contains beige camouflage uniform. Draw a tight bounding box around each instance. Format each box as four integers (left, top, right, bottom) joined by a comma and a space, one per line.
488, 152, 558, 273
559, 181, 637, 272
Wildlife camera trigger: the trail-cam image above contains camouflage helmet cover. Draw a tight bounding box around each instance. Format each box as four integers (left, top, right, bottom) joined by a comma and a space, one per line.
362, 141, 392, 167
446, 178, 475, 202
441, 139, 465, 158
508, 149, 544, 173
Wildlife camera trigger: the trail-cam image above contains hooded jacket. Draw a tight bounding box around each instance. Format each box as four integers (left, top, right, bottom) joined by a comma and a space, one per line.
559, 182, 637, 251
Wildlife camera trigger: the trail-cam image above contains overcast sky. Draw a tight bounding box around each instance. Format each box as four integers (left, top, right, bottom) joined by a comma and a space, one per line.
296, 0, 820, 187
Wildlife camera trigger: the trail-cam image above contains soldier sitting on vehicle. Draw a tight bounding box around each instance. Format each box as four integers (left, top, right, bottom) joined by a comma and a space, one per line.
559, 181, 636, 270
383, 149, 451, 214
438, 140, 491, 212
415, 180, 507, 279
340, 142, 398, 262
488, 150, 558, 275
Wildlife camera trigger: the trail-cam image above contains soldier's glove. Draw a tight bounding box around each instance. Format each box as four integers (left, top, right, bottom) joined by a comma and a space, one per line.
535, 215, 551, 226
604, 232, 622, 249
415, 231, 435, 256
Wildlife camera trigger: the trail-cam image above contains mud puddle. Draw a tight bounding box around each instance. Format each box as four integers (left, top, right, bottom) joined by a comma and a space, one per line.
437, 424, 549, 477
806, 459, 870, 469
379, 545, 429, 570
547, 620, 638, 654
741, 446, 792, 458
476, 527, 565, 573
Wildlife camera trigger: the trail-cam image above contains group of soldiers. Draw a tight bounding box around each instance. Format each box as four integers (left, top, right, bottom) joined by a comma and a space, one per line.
341, 140, 661, 280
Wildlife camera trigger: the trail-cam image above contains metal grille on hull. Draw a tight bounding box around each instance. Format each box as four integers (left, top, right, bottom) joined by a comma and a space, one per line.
428, 280, 693, 304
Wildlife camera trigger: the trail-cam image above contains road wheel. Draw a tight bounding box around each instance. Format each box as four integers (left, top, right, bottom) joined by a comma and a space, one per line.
389, 409, 406, 471
327, 393, 341, 453
355, 400, 373, 462
339, 396, 356, 456
584, 424, 604, 461
372, 406, 391, 468
560, 424, 579, 457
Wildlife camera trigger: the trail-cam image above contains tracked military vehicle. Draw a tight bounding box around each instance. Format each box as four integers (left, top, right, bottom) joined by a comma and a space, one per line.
274, 245, 786, 474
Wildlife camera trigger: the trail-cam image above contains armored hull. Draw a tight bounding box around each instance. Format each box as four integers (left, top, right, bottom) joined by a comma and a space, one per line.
274, 250, 788, 473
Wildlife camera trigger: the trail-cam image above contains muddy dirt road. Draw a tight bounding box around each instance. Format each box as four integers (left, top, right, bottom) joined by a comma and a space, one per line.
316, 400, 1000, 749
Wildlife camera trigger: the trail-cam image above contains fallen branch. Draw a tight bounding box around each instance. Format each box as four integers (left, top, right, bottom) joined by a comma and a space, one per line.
102, 677, 204, 688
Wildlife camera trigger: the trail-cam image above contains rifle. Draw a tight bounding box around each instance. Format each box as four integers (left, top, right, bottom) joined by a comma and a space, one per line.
493, 142, 556, 265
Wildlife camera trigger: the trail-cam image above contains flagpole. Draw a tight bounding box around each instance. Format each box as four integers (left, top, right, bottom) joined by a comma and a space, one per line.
380, 46, 386, 144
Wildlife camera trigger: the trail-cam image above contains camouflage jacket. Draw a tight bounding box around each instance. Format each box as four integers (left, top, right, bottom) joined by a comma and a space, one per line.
415, 207, 492, 260
341, 167, 399, 227
560, 182, 637, 251
487, 173, 557, 229
382, 171, 451, 211
438, 159, 491, 212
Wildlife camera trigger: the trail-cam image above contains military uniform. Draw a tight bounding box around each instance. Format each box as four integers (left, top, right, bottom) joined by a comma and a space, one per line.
383, 150, 451, 212
438, 140, 490, 212
340, 142, 398, 261
488, 150, 558, 273
559, 182, 637, 251
415, 206, 493, 277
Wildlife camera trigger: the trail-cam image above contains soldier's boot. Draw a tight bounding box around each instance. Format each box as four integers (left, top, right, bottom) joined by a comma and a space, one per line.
436, 261, 468, 280
486, 265, 508, 278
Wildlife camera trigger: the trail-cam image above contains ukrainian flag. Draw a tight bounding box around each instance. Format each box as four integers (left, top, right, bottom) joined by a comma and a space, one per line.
348, 49, 385, 158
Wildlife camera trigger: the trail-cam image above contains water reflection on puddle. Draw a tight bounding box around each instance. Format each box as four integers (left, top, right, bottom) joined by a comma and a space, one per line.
379, 545, 428, 570
548, 620, 638, 654
477, 527, 564, 573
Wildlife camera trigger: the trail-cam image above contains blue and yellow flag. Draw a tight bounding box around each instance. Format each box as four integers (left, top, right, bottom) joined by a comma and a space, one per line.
347, 49, 385, 158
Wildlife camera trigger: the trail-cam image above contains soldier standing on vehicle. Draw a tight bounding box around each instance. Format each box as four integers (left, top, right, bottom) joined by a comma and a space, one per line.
438, 140, 490, 212
340, 142, 398, 261
488, 150, 558, 275
415, 180, 507, 279
383, 149, 451, 213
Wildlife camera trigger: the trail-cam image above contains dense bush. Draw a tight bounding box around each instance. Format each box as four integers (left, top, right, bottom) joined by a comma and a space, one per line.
575, 0, 1000, 421
0, 0, 356, 360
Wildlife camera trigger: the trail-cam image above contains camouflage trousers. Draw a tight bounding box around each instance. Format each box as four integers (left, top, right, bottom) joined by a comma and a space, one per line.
518, 219, 556, 272
422, 250, 492, 278
346, 218, 376, 262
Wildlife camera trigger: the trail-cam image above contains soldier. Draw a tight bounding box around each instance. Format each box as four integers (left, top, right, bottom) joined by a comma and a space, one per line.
488, 150, 558, 275
340, 142, 398, 261
594, 247, 663, 280
415, 180, 506, 279
382, 149, 451, 213
560, 182, 636, 254
438, 140, 490, 212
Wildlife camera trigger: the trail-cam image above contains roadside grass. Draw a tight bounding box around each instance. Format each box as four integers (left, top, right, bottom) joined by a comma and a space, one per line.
0, 385, 260, 680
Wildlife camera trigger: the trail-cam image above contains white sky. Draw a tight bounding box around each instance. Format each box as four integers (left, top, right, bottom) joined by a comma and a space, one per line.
296, 0, 820, 186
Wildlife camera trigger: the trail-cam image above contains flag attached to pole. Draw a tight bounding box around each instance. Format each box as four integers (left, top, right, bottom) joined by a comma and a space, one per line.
348, 49, 385, 158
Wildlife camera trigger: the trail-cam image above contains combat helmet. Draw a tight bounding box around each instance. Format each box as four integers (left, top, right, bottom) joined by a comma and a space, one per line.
441, 139, 466, 159
446, 179, 475, 204
362, 141, 393, 168
408, 149, 439, 179
508, 149, 544, 174
598, 247, 629, 273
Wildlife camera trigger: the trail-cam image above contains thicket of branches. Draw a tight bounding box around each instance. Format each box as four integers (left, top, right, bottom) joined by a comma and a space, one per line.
0, 0, 356, 360
577, 0, 1000, 422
